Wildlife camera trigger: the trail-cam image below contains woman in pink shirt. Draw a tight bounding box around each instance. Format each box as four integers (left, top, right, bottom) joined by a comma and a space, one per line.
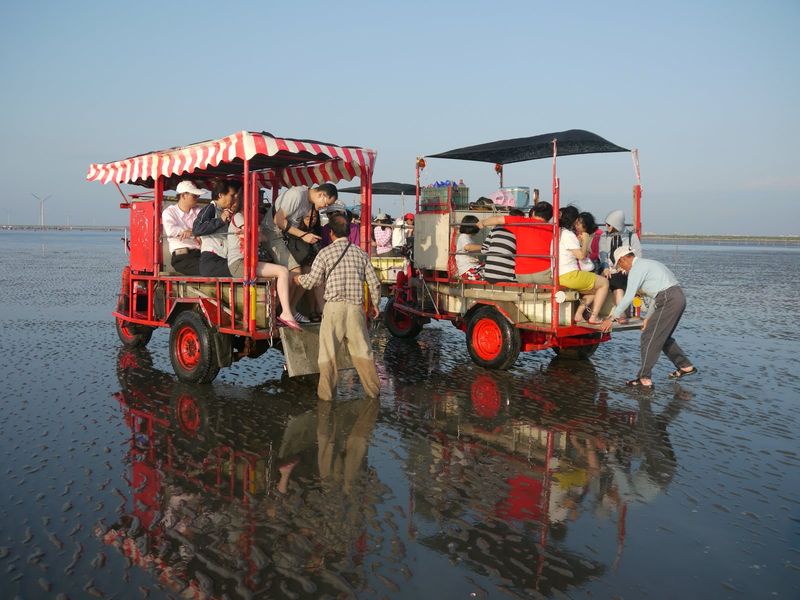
373, 213, 396, 256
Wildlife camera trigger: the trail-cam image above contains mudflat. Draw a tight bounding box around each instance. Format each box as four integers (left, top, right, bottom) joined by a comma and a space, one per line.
0, 230, 797, 599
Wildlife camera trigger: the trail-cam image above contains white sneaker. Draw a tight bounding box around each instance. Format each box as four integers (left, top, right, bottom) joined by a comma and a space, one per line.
293, 312, 311, 324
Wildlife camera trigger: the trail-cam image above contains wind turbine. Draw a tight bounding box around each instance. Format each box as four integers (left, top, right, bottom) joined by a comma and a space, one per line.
31, 193, 51, 227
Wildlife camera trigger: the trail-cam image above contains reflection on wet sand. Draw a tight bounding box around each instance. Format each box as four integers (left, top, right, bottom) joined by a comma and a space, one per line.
102, 337, 690, 598
104, 347, 380, 598
383, 336, 688, 595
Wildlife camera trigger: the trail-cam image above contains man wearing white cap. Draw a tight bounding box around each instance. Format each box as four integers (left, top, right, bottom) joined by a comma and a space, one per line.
162, 180, 206, 275
600, 247, 697, 388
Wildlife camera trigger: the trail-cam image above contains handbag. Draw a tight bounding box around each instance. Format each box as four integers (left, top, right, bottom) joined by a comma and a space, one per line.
279, 204, 320, 266
284, 234, 318, 266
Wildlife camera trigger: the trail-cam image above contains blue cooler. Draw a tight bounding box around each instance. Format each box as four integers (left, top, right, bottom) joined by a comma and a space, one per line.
501, 187, 530, 207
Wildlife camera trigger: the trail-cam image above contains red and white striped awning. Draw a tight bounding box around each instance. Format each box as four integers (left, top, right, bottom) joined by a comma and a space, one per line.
86, 130, 377, 188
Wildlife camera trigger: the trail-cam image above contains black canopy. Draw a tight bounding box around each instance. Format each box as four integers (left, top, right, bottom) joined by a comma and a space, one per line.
339, 181, 416, 195
427, 129, 629, 164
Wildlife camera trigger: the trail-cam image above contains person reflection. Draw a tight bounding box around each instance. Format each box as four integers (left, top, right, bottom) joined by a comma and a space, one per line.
317, 396, 379, 496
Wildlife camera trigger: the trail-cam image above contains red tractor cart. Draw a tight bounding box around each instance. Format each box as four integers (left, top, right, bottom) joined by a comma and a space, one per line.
383, 129, 644, 368
87, 130, 376, 383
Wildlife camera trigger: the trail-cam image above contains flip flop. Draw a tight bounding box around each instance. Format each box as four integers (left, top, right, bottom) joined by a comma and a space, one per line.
668, 366, 698, 379
626, 378, 654, 389
277, 317, 303, 332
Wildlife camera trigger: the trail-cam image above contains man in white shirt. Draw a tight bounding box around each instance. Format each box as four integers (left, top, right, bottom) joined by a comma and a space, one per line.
162, 181, 206, 275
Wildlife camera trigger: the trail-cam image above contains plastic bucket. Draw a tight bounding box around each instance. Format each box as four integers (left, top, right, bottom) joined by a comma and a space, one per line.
501, 186, 530, 207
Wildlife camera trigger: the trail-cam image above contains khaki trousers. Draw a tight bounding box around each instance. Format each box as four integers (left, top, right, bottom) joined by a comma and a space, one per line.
317, 302, 380, 401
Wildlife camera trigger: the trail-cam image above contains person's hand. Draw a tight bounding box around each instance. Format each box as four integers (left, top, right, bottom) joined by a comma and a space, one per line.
369, 304, 380, 319
641, 317, 649, 331
600, 318, 614, 333
602, 268, 611, 279
178, 229, 193, 240
476, 220, 484, 230
221, 208, 232, 223
301, 232, 321, 244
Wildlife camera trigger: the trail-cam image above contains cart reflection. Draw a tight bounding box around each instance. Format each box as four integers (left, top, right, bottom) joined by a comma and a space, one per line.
382, 337, 686, 593
103, 347, 379, 598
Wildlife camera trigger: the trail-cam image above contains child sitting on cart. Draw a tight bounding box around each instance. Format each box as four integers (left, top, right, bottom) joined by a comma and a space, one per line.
456, 215, 484, 281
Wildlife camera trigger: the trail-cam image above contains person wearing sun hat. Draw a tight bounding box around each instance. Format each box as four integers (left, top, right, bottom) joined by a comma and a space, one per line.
600, 247, 697, 388
162, 180, 207, 275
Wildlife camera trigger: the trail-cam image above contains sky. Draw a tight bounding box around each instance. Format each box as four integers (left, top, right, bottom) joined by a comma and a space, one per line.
1, 0, 798, 235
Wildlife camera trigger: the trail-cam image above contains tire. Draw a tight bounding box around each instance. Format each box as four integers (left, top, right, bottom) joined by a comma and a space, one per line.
169, 311, 220, 384
466, 306, 521, 370
384, 299, 423, 339
116, 318, 153, 348
553, 333, 601, 360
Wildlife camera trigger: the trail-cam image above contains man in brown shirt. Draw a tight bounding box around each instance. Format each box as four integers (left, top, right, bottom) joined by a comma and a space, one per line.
295, 213, 381, 401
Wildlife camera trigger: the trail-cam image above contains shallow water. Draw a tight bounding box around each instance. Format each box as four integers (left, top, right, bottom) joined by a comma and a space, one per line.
0, 231, 798, 599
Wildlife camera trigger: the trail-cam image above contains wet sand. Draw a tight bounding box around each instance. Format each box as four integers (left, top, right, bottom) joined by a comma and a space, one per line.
0, 230, 798, 599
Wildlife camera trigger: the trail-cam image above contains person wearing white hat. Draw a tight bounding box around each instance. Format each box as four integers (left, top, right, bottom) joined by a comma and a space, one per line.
598, 210, 642, 324
600, 247, 696, 388
373, 213, 396, 256
162, 180, 207, 275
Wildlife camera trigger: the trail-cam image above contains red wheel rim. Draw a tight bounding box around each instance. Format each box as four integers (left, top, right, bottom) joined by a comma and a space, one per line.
176, 394, 200, 434
392, 309, 413, 332
472, 318, 502, 361
176, 325, 201, 370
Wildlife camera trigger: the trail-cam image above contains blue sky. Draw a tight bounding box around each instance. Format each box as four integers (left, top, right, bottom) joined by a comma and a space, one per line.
1, 0, 798, 234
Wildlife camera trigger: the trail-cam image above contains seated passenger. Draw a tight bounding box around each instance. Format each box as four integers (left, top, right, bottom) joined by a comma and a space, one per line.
373, 214, 398, 256
456, 215, 483, 281
575, 211, 602, 272
320, 204, 360, 247
598, 209, 642, 324
558, 206, 609, 324
192, 180, 240, 277
162, 180, 205, 275
480, 208, 524, 283
476, 201, 554, 284
227, 211, 302, 330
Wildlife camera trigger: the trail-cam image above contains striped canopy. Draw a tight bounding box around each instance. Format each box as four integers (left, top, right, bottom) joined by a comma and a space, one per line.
86, 130, 377, 189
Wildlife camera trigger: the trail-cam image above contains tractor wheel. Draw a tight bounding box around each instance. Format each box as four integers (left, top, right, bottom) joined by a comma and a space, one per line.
384, 299, 423, 339
553, 334, 601, 360
169, 311, 220, 384
466, 306, 521, 370
116, 318, 153, 348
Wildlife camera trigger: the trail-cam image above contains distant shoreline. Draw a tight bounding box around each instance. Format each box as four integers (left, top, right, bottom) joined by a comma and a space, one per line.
1, 225, 798, 246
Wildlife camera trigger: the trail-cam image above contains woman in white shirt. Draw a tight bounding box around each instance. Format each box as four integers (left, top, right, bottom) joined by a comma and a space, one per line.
558, 207, 609, 324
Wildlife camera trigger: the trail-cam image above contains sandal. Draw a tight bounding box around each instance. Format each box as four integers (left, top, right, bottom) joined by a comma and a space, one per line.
626, 378, 654, 388
668, 366, 698, 379
277, 317, 303, 332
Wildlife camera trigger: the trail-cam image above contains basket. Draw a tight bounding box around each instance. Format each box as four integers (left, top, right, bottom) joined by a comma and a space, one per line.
421, 186, 469, 210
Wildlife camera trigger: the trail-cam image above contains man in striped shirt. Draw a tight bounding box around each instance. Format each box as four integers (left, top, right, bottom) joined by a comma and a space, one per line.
296, 213, 381, 401
481, 208, 524, 283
